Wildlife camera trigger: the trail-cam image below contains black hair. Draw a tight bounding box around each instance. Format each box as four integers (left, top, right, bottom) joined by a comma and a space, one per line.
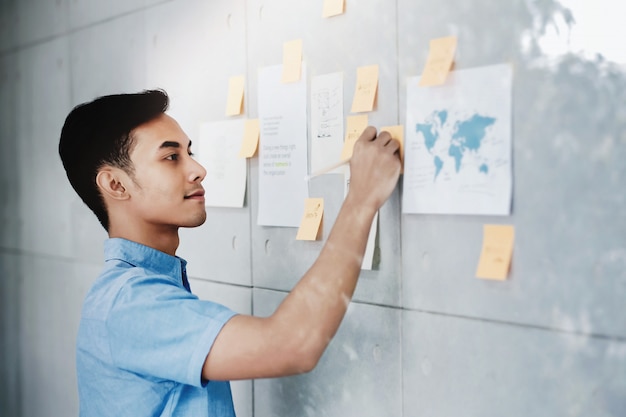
59, 89, 169, 231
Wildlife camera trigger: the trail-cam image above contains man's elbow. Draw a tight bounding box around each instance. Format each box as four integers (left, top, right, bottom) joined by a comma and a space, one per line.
281, 349, 319, 375
283, 334, 327, 375
297, 349, 321, 374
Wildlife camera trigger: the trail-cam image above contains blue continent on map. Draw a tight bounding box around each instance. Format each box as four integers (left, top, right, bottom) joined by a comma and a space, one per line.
415, 110, 496, 180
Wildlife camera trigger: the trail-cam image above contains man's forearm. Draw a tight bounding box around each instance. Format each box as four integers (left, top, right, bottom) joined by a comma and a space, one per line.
271, 194, 378, 369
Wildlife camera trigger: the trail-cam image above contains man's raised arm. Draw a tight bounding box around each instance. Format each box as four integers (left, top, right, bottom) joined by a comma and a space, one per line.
203, 127, 401, 381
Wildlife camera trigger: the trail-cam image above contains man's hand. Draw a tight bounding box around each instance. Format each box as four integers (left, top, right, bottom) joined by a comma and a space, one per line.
348, 126, 402, 212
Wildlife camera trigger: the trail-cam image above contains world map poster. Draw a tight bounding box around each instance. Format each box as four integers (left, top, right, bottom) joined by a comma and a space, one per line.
402, 64, 512, 215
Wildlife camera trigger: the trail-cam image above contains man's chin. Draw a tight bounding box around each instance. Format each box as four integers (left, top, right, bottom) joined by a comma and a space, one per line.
181, 212, 207, 228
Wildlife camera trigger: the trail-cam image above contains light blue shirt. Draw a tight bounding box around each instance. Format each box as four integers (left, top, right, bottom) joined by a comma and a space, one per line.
76, 238, 238, 416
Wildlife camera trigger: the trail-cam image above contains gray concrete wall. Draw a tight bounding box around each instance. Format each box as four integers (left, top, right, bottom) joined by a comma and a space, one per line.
1, 0, 624, 416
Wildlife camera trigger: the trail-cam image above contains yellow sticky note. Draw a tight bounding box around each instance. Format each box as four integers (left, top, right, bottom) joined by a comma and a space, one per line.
238, 119, 260, 158
322, 0, 344, 17
281, 39, 303, 83
476, 225, 515, 280
340, 114, 369, 161
419, 36, 457, 87
225, 75, 245, 116
350, 64, 379, 113
296, 198, 324, 241
380, 125, 404, 168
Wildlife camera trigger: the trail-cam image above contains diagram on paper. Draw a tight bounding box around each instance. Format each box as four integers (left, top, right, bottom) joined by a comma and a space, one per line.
402, 64, 513, 215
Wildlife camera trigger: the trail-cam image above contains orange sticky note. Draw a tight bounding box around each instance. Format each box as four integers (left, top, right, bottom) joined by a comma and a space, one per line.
380, 125, 404, 167
281, 39, 303, 83
296, 198, 324, 241
419, 36, 457, 87
350, 64, 379, 113
322, 0, 344, 17
340, 114, 368, 161
225, 75, 245, 116
238, 119, 260, 158
475, 225, 515, 280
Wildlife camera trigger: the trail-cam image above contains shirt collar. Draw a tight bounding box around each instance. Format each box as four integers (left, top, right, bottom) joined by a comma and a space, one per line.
103, 238, 188, 283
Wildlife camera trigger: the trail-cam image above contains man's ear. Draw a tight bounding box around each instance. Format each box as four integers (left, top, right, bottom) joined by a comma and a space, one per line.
96, 167, 130, 201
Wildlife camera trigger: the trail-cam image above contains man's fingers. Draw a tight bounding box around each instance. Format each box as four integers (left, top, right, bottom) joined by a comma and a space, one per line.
356, 127, 400, 156
374, 130, 393, 147
377, 131, 400, 154
359, 126, 378, 142
386, 137, 401, 152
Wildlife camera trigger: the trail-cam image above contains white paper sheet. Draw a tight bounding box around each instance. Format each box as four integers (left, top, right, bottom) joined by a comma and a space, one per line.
257, 64, 309, 227
310, 72, 344, 174
197, 119, 247, 208
402, 64, 513, 215
344, 166, 378, 270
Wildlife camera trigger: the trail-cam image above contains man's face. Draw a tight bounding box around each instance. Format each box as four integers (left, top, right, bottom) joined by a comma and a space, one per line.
123, 113, 207, 229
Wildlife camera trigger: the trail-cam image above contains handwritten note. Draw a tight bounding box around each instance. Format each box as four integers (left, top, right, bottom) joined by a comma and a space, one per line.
225, 75, 245, 116
322, 0, 344, 17
340, 114, 368, 161
296, 198, 324, 240
350, 64, 379, 113
419, 36, 457, 87
311, 72, 344, 174
281, 39, 303, 83
475, 224, 515, 280
239, 118, 260, 158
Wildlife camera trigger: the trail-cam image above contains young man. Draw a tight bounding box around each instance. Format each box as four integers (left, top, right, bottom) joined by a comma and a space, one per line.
59, 89, 401, 416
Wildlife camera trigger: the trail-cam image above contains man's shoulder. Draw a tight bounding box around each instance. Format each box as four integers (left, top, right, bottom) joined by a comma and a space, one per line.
82, 261, 180, 319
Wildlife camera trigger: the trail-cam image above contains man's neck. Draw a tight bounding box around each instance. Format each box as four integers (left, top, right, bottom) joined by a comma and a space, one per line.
108, 223, 180, 256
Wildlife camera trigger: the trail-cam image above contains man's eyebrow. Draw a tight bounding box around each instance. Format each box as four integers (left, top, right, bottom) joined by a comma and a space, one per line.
159, 141, 180, 149
159, 140, 192, 149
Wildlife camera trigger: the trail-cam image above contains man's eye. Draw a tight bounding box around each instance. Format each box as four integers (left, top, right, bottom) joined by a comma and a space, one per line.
188, 151, 195, 157
166, 154, 179, 161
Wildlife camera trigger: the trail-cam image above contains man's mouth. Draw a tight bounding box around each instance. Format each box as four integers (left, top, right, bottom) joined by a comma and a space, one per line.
184, 189, 205, 200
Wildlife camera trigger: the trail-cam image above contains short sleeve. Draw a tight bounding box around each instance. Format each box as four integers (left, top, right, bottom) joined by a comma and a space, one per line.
106, 274, 237, 387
